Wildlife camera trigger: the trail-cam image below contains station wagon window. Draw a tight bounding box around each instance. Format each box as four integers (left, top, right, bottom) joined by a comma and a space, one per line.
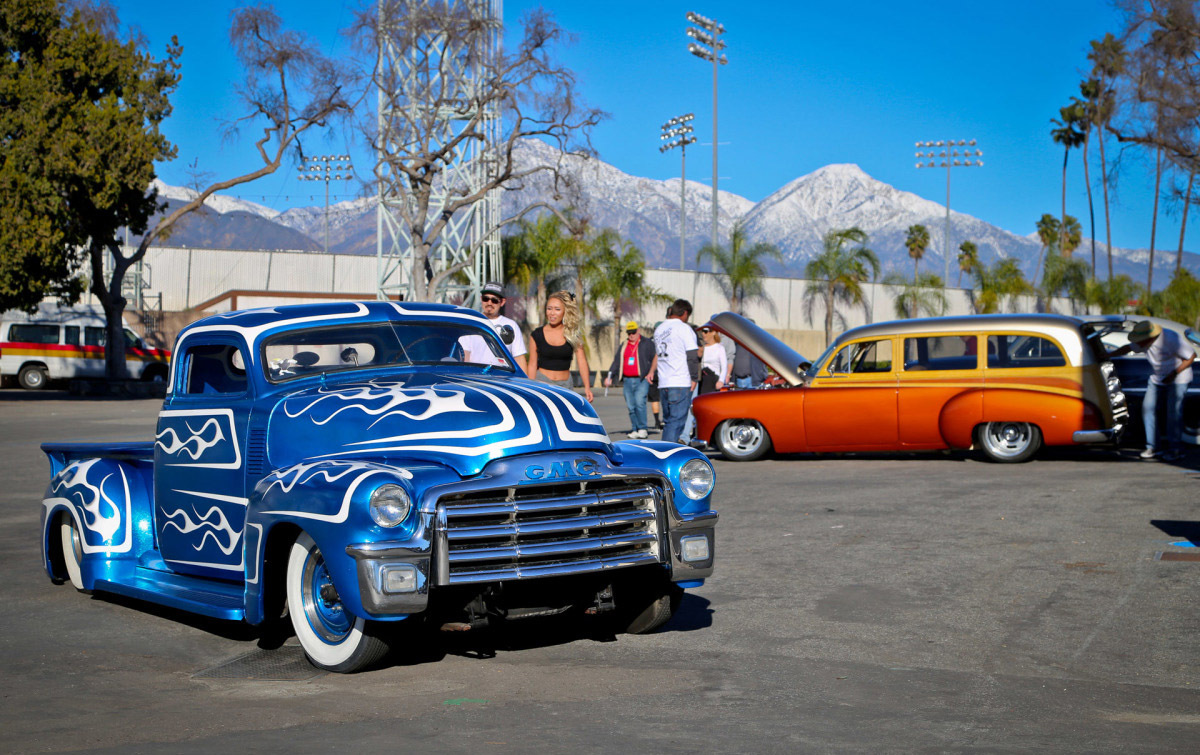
987, 335, 1066, 368
903, 336, 978, 371
185, 344, 248, 395
261, 321, 514, 383
8, 323, 60, 344
828, 339, 893, 374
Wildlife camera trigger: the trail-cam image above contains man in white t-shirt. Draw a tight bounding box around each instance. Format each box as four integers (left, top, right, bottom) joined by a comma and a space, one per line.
653, 299, 700, 443
1110, 319, 1196, 461
461, 282, 527, 371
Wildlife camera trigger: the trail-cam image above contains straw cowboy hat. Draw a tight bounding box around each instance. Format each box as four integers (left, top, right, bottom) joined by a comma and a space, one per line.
1128, 319, 1163, 344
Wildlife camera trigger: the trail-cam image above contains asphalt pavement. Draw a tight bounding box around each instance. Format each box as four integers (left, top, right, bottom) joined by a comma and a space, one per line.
2, 389, 1199, 753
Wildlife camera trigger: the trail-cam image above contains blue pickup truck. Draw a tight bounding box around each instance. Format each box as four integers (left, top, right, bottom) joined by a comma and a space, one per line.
39, 301, 718, 672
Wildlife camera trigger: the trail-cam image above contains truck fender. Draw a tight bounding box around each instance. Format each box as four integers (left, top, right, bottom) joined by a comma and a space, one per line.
243, 460, 416, 625
41, 457, 155, 587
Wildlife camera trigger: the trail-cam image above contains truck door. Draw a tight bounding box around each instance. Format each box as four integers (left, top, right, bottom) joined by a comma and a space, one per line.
154, 337, 253, 580
804, 337, 899, 448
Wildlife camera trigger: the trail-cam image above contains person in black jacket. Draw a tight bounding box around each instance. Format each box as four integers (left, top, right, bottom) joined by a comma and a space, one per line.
604, 321, 658, 438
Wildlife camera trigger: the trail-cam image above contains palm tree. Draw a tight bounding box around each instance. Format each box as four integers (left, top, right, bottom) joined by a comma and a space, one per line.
884, 271, 947, 319
1177, 167, 1194, 276
1031, 214, 1060, 288
904, 224, 930, 281
1042, 252, 1090, 314
1088, 33, 1125, 281
696, 221, 784, 314
586, 232, 671, 354
1077, 81, 1100, 280
1148, 145, 1164, 291
514, 214, 574, 329
802, 227, 880, 346
1059, 215, 1082, 257
1051, 102, 1087, 268
971, 259, 1032, 314
1085, 274, 1142, 314
956, 240, 979, 288
502, 232, 537, 330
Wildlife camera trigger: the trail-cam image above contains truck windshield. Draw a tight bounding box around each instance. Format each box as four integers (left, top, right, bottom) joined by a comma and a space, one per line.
261, 321, 515, 382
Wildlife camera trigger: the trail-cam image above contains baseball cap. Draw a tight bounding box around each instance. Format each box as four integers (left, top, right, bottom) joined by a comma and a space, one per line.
481, 282, 504, 298
625, 320, 639, 331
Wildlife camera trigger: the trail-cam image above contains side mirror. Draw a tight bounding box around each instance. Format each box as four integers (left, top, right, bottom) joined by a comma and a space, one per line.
498, 324, 515, 345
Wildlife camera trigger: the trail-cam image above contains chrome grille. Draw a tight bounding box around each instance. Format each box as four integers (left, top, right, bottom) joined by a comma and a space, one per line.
433, 478, 665, 585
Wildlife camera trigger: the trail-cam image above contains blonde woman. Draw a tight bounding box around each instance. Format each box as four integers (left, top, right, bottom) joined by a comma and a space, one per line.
527, 291, 594, 402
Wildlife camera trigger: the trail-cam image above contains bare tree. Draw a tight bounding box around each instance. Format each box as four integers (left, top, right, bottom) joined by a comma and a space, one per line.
351, 1, 604, 302
92, 5, 351, 378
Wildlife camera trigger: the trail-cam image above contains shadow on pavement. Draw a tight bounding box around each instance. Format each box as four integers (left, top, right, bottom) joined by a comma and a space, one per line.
1151, 519, 1200, 546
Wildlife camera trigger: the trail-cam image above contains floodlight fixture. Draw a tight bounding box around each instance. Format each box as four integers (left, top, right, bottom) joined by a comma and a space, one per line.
913, 137, 984, 287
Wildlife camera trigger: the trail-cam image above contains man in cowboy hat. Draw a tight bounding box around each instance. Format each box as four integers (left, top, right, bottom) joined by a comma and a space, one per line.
1109, 319, 1195, 461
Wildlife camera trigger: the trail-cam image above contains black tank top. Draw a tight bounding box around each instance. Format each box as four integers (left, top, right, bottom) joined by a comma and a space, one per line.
532, 327, 574, 371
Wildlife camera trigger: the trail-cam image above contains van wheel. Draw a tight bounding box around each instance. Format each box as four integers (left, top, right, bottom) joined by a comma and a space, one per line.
714, 419, 772, 461
975, 422, 1041, 463
19, 365, 48, 390
286, 532, 389, 673
59, 514, 86, 591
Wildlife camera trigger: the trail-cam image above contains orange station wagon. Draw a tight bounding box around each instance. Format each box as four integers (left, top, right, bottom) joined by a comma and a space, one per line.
693, 313, 1128, 463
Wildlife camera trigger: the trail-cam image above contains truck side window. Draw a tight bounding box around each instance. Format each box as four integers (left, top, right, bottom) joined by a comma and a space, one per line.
185, 344, 248, 395
84, 327, 106, 347
9, 324, 61, 344
63, 326, 80, 346
831, 339, 892, 374
903, 336, 977, 371
987, 335, 1066, 368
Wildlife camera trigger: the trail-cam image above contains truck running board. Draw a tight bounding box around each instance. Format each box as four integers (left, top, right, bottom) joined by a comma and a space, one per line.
93, 568, 245, 621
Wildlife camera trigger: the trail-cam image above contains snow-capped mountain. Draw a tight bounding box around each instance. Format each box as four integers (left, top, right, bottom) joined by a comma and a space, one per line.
143, 143, 1197, 285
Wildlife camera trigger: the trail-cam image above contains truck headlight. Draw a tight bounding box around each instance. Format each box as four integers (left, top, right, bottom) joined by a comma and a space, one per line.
369, 484, 412, 528
679, 459, 715, 500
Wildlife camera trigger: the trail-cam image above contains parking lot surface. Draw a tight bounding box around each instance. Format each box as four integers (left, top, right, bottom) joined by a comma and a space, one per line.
2, 390, 1199, 753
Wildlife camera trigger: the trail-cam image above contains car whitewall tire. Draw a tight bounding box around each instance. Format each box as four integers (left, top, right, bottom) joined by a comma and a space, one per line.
286, 532, 389, 672
59, 514, 85, 590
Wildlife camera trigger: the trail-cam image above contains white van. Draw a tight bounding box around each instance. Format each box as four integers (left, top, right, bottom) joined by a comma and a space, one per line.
0, 304, 170, 389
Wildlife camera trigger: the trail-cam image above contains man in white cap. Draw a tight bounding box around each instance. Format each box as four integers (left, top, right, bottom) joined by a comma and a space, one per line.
1109, 319, 1195, 461
463, 282, 527, 372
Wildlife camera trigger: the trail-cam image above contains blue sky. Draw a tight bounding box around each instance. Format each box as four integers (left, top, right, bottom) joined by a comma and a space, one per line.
111, 0, 1195, 255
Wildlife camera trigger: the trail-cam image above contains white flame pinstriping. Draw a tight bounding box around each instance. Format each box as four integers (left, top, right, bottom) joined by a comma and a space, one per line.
46, 459, 126, 544
160, 504, 242, 556
154, 417, 225, 460
283, 382, 482, 427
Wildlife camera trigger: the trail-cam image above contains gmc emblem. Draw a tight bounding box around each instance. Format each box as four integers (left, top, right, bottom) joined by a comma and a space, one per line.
524, 458, 599, 480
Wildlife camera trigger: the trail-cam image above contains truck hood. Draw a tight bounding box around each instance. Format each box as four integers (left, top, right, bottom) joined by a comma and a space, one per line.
268, 373, 613, 478
704, 312, 810, 387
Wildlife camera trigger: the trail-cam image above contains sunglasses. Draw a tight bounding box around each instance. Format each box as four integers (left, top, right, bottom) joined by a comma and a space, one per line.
699, 328, 712, 334
481, 295, 503, 304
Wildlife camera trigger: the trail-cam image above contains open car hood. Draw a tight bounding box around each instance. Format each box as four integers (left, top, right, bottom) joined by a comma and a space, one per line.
704, 312, 810, 387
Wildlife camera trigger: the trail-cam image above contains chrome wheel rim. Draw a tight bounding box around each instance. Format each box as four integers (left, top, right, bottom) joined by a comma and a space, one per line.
300, 546, 352, 643
720, 420, 765, 457
981, 422, 1033, 460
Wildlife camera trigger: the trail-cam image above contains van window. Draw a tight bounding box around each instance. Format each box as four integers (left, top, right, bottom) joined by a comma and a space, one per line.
8, 324, 60, 344
185, 344, 248, 395
64, 326, 80, 346
84, 327, 106, 347
903, 336, 977, 371
829, 339, 893, 374
987, 335, 1066, 368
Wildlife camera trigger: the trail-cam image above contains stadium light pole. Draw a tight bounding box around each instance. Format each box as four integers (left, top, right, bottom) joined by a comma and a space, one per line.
660, 114, 697, 271
298, 154, 354, 255
686, 11, 727, 256
914, 140, 983, 287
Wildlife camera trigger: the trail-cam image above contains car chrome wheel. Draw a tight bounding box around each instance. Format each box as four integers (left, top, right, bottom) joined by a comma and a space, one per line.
976, 422, 1042, 463
715, 419, 772, 461
286, 532, 389, 672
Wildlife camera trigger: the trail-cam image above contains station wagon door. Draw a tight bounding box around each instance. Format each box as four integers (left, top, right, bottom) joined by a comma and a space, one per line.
897, 334, 985, 448
154, 337, 253, 579
804, 337, 899, 449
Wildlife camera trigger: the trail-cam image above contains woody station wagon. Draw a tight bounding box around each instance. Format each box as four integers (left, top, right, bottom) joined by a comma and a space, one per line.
693, 313, 1128, 463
